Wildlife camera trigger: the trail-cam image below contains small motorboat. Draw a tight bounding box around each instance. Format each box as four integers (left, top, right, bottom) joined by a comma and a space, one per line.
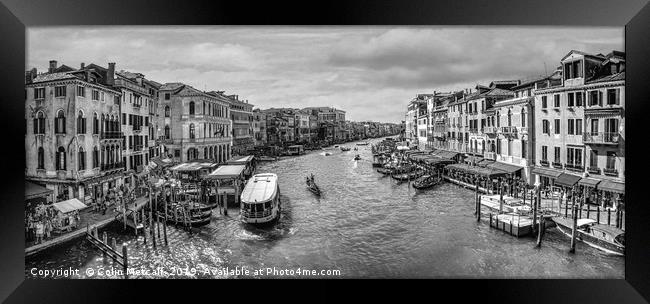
340, 146, 351, 151
354, 154, 361, 161
306, 174, 321, 196
324, 152, 332, 156
551, 217, 624, 256
412, 175, 442, 189
356, 142, 369, 146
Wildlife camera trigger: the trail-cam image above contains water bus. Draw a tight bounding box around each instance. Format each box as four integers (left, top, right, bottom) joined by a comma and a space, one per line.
240, 173, 282, 225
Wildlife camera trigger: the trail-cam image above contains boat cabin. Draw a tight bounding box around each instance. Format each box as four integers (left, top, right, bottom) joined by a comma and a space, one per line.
287, 145, 305, 156
240, 173, 280, 224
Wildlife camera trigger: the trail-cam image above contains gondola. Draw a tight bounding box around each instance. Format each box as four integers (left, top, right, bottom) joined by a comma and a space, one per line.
340, 146, 351, 151
412, 174, 443, 189
391, 169, 425, 182
306, 175, 321, 196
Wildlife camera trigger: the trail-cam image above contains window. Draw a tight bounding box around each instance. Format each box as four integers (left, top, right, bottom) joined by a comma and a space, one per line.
554, 119, 560, 135
165, 125, 170, 139
521, 140, 527, 159
541, 96, 547, 109
93, 147, 99, 168
542, 146, 548, 161
553, 94, 560, 108
606, 151, 616, 169
33, 111, 46, 134
91, 90, 99, 101
567, 148, 582, 167
564, 60, 583, 79
37, 147, 44, 169
576, 92, 583, 107
55, 86, 66, 97
55, 110, 66, 134
588, 90, 602, 106
589, 150, 598, 168
554, 147, 561, 163
189, 123, 195, 139
165, 106, 170, 117
591, 119, 599, 135
122, 113, 126, 125
521, 110, 526, 127
576, 119, 583, 135
77, 86, 85, 97
93, 113, 99, 134
78, 147, 86, 170
165, 93, 170, 100
34, 88, 45, 100
568, 119, 575, 135
607, 89, 620, 105
77, 111, 86, 134
189, 102, 195, 115
567, 93, 574, 107
56, 147, 66, 170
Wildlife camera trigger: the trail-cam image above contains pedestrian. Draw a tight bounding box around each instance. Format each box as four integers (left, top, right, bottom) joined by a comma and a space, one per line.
45, 219, 52, 239
35, 221, 44, 244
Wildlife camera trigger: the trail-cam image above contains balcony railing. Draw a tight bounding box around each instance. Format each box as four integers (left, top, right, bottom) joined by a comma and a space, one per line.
603, 167, 619, 177
133, 144, 144, 151
101, 131, 124, 139
101, 162, 125, 171
469, 128, 479, 134
565, 163, 585, 172
499, 126, 517, 134
583, 132, 620, 145
484, 126, 497, 134
517, 127, 529, 135
552, 161, 563, 169
484, 151, 496, 160
587, 166, 601, 175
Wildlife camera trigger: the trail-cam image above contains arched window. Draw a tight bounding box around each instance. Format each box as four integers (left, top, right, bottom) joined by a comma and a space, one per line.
100, 114, 105, 134
93, 113, 99, 134
93, 146, 99, 168
165, 125, 170, 139
521, 109, 526, 127
507, 109, 512, 127
165, 105, 170, 117
189, 123, 195, 139
203, 101, 206, 115
78, 147, 86, 170
77, 111, 86, 134
55, 110, 66, 134
37, 147, 44, 169
496, 112, 500, 128
203, 147, 207, 159
33, 111, 45, 134
56, 147, 66, 170
189, 101, 195, 115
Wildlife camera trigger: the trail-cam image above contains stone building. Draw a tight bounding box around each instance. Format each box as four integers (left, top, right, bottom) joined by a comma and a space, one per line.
224, 94, 254, 156
158, 83, 232, 163
25, 60, 123, 203
252, 108, 267, 146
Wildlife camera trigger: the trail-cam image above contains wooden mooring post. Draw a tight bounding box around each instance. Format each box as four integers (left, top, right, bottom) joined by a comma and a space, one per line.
570, 204, 579, 254
536, 215, 545, 248
142, 207, 147, 244
85, 225, 129, 279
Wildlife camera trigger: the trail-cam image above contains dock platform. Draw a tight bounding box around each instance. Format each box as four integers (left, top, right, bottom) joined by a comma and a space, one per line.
487, 213, 533, 237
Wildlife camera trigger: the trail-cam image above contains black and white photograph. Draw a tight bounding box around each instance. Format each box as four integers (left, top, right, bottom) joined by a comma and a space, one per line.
23, 26, 626, 279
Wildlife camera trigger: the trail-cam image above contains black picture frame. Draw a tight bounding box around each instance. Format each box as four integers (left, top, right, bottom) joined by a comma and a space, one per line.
1, 0, 649, 302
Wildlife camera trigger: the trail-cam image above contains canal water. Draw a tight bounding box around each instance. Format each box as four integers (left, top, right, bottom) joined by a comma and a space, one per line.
26, 138, 624, 278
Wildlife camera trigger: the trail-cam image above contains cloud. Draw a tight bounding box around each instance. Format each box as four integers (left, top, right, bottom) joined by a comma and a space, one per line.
27, 26, 623, 123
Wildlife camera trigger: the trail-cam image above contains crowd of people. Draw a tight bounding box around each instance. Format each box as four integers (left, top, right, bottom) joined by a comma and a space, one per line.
25, 202, 80, 245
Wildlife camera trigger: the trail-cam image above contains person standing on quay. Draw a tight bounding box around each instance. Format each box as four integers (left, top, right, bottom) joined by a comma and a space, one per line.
35, 220, 44, 244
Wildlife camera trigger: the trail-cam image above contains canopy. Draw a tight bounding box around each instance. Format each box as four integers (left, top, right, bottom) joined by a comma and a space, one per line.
170, 162, 217, 172
598, 180, 625, 194
25, 181, 53, 200
463, 156, 483, 164
486, 162, 523, 174
578, 177, 601, 188
207, 165, 246, 179
477, 159, 495, 167
446, 163, 506, 178
397, 146, 409, 150
554, 173, 581, 187
531, 167, 562, 179
227, 155, 255, 164
52, 198, 87, 214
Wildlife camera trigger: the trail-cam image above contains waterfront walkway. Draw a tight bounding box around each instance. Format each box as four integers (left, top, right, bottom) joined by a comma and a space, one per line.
25, 196, 152, 257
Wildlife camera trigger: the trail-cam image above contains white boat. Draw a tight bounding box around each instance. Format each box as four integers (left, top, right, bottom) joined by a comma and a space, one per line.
480, 195, 531, 214
240, 173, 281, 225
552, 217, 624, 256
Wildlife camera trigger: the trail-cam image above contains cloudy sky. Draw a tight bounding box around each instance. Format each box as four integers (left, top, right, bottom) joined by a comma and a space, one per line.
27, 27, 622, 123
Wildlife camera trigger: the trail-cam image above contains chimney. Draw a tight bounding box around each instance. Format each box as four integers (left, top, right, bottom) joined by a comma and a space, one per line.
107, 62, 115, 86
80, 62, 85, 69
48, 60, 58, 73
25, 71, 32, 84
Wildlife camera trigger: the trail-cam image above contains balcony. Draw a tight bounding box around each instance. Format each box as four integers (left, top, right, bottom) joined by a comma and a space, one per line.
101, 162, 125, 171
484, 126, 497, 135
539, 160, 549, 167
552, 161, 563, 169
587, 166, 601, 175
603, 167, 619, 177
101, 131, 124, 139
499, 126, 517, 135
565, 163, 585, 172
583, 132, 620, 145
484, 151, 496, 160
133, 144, 144, 151
469, 128, 479, 134
517, 127, 529, 135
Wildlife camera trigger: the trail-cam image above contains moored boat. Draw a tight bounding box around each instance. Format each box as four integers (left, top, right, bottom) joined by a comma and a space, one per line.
306, 174, 321, 196
240, 173, 282, 225
340, 146, 351, 151
551, 217, 624, 256
158, 201, 212, 227
412, 174, 442, 189
356, 142, 369, 146
392, 169, 424, 181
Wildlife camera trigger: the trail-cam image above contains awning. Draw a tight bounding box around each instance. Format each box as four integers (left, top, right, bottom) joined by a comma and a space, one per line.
532, 167, 562, 179
207, 165, 246, 179
464, 156, 483, 165
52, 198, 87, 214
487, 162, 523, 174
170, 162, 217, 172
477, 159, 495, 167
555, 173, 581, 187
598, 180, 625, 194
578, 177, 601, 188
25, 181, 53, 200
446, 163, 506, 178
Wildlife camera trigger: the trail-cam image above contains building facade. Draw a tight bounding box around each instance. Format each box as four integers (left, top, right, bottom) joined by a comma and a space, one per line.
225, 94, 254, 156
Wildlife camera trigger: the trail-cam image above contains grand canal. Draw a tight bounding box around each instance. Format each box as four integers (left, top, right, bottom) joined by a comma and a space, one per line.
26, 138, 624, 278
